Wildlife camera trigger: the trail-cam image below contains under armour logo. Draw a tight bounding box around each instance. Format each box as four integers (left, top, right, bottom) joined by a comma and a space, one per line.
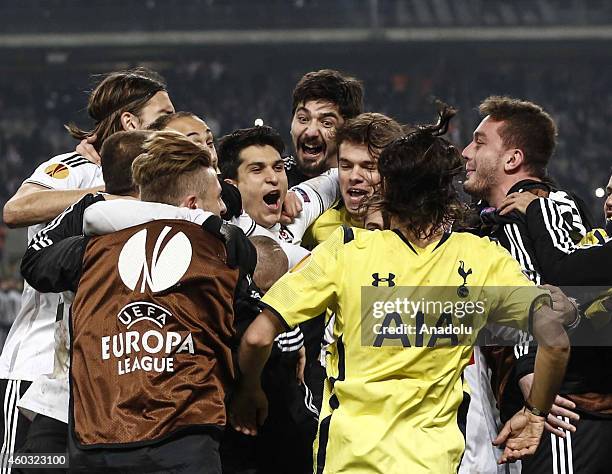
372, 273, 396, 287
457, 261, 472, 297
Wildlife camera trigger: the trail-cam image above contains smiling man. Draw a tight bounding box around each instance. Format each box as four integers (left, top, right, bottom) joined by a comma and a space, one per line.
304, 112, 403, 246
461, 96, 602, 474
286, 69, 364, 187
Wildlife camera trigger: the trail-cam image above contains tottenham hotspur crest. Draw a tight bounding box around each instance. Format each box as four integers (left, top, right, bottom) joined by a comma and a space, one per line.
457, 261, 472, 298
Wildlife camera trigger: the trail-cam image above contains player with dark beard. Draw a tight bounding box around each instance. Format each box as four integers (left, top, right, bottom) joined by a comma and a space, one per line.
286, 69, 363, 187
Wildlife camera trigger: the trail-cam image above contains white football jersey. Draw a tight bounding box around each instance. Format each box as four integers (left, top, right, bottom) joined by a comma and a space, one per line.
18, 292, 73, 423
0, 152, 102, 381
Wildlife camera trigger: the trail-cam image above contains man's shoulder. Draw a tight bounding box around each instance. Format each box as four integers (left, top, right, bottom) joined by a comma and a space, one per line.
283, 155, 308, 187
451, 231, 504, 251
40, 152, 95, 169
26, 152, 99, 188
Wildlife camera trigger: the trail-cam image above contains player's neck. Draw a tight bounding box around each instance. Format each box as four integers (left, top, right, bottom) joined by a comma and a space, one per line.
488, 174, 542, 208
390, 218, 444, 249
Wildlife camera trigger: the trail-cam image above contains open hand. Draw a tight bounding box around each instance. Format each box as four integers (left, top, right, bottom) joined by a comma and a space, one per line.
494, 408, 545, 464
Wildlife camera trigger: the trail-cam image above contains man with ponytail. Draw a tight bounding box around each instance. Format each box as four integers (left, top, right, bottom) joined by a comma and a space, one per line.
231, 104, 572, 473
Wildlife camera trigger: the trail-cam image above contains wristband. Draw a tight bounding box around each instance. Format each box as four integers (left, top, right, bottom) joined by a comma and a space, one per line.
524, 400, 549, 418
565, 298, 581, 331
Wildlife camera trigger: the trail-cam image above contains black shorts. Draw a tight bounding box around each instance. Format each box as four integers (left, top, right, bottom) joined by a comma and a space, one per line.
69, 429, 222, 474
0, 379, 32, 469
14, 414, 67, 474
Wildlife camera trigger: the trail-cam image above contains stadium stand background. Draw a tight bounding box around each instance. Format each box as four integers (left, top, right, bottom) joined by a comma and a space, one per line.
0, 0, 610, 343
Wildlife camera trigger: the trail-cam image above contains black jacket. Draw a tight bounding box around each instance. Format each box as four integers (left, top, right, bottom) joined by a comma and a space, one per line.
462, 180, 612, 419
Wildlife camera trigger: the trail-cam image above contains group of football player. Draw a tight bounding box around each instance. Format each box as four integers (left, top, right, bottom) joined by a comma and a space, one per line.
0, 67, 611, 473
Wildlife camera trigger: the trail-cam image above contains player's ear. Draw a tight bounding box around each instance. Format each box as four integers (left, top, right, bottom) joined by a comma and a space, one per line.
224, 178, 238, 188
120, 111, 140, 131
179, 194, 198, 209
504, 148, 524, 172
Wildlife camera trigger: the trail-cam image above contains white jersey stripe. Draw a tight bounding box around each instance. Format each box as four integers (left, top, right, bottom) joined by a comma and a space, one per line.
31, 200, 80, 250
558, 423, 566, 474
302, 381, 319, 418
8, 381, 20, 471
540, 199, 572, 255
565, 417, 574, 474
551, 431, 559, 474
2, 381, 17, 474
511, 223, 538, 280
1, 380, 15, 467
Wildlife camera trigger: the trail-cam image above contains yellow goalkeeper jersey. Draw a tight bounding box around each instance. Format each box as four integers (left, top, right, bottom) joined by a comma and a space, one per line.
262, 226, 550, 474
302, 203, 361, 248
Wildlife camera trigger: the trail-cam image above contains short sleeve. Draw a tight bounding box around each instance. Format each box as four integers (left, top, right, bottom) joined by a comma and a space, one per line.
261, 225, 344, 328
24, 154, 100, 190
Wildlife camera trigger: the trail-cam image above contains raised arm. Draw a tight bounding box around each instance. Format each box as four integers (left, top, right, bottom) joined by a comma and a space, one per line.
3, 183, 104, 228
285, 168, 341, 243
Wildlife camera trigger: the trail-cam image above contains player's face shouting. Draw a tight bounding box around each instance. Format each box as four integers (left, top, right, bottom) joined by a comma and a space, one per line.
290, 100, 343, 178
230, 144, 288, 228
165, 115, 218, 170
604, 174, 612, 220
462, 116, 505, 200
338, 142, 380, 217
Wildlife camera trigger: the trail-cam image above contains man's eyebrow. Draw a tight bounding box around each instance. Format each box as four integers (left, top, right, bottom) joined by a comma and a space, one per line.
474, 131, 485, 140
317, 112, 340, 120
246, 161, 266, 168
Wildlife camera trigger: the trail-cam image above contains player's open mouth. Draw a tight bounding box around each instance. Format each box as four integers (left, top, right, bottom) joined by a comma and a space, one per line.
301, 142, 325, 160
345, 188, 368, 206
465, 170, 475, 178
263, 190, 281, 211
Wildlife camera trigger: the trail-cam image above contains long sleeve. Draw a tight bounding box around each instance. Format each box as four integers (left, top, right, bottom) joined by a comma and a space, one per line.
525, 197, 612, 286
